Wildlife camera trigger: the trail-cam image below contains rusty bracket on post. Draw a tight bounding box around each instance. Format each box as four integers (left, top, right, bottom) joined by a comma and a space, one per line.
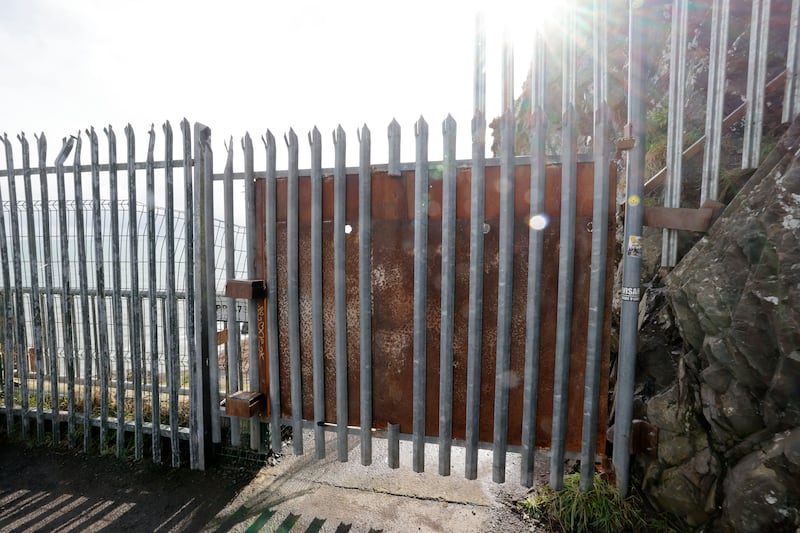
642, 200, 724, 232
224, 390, 266, 418
225, 279, 267, 299
223, 279, 267, 418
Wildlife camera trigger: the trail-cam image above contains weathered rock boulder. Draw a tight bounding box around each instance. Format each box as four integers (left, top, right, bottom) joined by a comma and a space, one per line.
641, 115, 800, 528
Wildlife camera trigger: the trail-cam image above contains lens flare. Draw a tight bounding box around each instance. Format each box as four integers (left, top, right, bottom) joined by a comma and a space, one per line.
528, 214, 549, 231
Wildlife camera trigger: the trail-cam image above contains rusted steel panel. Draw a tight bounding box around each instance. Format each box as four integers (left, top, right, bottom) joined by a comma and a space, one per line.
263, 162, 612, 454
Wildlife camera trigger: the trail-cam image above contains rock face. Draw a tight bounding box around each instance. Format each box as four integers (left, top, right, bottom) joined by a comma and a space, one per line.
642, 115, 800, 529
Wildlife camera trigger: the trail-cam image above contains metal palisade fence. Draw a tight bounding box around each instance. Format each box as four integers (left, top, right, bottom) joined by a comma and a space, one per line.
2, 0, 798, 496
0, 4, 617, 489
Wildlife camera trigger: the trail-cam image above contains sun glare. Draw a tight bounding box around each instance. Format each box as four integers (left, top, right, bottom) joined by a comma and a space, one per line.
482, 0, 565, 49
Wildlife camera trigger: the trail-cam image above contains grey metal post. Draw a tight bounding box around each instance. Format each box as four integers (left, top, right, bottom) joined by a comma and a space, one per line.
784, 0, 800, 123
701, 0, 731, 205
387, 422, 400, 469
521, 29, 547, 489
163, 121, 181, 466
412, 116, 429, 474
663, 0, 689, 268
333, 125, 349, 463
580, 0, 611, 492
35, 133, 61, 444
18, 134, 46, 442
104, 126, 125, 457
550, 5, 579, 490
125, 125, 144, 459
2, 134, 29, 437
181, 119, 200, 468
493, 30, 515, 484
309, 127, 325, 459
146, 127, 161, 462
72, 133, 95, 453
202, 139, 220, 447
388, 119, 401, 177
55, 137, 76, 445
358, 124, 373, 466
192, 123, 213, 470
438, 115, 456, 477
615, 0, 647, 497
465, 12, 487, 481
264, 130, 282, 454
88, 127, 111, 454
286, 129, 303, 456
242, 133, 260, 452
742, 0, 771, 168
0, 138, 13, 436
223, 137, 241, 448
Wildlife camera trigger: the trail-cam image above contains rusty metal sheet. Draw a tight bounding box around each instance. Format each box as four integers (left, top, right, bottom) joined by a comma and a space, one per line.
258, 162, 613, 455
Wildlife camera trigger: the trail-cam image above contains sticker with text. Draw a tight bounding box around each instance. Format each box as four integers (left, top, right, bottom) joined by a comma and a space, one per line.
621, 286, 641, 302
627, 235, 642, 257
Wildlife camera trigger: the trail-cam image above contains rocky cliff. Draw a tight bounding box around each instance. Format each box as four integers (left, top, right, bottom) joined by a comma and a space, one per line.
641, 113, 800, 531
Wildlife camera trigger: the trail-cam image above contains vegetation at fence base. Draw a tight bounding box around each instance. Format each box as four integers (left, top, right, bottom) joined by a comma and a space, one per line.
519, 473, 685, 533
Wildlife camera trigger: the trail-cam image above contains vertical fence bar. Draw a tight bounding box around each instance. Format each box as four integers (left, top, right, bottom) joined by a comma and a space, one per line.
784, 0, 800, 123
286, 129, 303, 456
412, 116, 429, 474
182, 120, 201, 468
2, 134, 29, 437
163, 121, 180, 466
0, 140, 13, 435
145, 126, 161, 463
19, 134, 46, 442
580, 0, 611, 492
465, 12, 487, 481
438, 115, 457, 477
88, 127, 111, 453
242, 133, 260, 452
493, 31, 515, 485
309, 127, 325, 459
36, 133, 60, 444
192, 123, 213, 469
615, 0, 647, 497
662, 0, 689, 267
521, 30, 547, 488
223, 137, 241, 448
333, 125, 348, 463
358, 124, 372, 466
105, 126, 125, 457
550, 5, 579, 490
264, 131, 282, 453
72, 133, 94, 453
125, 125, 144, 460
743, 0, 771, 168
387, 422, 400, 469
701, 0, 731, 205
55, 137, 76, 445
202, 137, 220, 447
387, 119, 401, 177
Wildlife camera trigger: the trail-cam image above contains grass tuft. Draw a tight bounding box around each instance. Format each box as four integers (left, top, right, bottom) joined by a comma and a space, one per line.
519, 473, 682, 533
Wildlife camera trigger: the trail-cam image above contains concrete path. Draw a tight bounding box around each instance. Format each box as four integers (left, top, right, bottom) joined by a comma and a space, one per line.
204, 430, 545, 532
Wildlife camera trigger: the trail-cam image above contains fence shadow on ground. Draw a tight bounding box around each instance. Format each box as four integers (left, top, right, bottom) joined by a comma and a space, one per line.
0, 432, 259, 532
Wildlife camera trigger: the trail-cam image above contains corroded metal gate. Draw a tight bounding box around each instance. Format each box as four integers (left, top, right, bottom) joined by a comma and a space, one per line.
249, 160, 615, 486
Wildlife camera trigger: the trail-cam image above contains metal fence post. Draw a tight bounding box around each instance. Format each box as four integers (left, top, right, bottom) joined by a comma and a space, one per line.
614, 0, 647, 497
192, 123, 213, 470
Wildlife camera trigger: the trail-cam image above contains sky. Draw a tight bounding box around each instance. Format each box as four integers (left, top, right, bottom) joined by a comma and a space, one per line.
0, 0, 563, 171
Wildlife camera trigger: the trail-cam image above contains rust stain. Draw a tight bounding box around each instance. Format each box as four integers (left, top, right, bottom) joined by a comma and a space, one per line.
258, 163, 613, 456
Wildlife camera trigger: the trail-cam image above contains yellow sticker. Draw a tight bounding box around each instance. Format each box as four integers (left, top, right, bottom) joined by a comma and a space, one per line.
628, 195, 640, 207
632, 0, 644, 8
